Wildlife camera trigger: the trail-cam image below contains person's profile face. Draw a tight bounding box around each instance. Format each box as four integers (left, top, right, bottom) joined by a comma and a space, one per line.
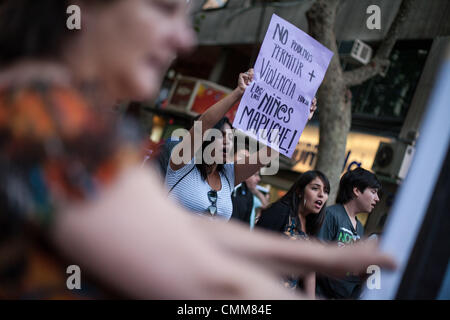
83, 0, 196, 100
245, 172, 261, 189
356, 187, 380, 213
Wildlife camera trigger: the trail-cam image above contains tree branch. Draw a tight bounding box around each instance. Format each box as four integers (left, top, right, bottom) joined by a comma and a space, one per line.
343, 0, 415, 87
343, 57, 390, 87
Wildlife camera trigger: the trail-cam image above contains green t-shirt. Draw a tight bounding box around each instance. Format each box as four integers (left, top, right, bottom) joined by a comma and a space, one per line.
316, 204, 364, 299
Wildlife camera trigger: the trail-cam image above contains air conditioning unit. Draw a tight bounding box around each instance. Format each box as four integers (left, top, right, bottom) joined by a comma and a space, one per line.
372, 141, 415, 180
340, 40, 373, 65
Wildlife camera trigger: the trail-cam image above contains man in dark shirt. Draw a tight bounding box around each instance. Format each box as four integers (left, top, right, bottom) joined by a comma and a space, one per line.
231, 182, 254, 223
316, 167, 381, 299
231, 171, 268, 225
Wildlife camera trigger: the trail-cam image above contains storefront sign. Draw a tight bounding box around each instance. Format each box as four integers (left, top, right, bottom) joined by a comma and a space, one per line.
292, 126, 392, 173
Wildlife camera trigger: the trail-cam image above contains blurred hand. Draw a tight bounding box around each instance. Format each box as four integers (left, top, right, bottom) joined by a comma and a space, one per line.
237, 68, 254, 95
321, 240, 396, 279
308, 97, 317, 121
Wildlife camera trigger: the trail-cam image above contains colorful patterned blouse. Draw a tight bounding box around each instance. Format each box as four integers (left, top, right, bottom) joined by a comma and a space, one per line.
0, 80, 143, 299
282, 215, 309, 290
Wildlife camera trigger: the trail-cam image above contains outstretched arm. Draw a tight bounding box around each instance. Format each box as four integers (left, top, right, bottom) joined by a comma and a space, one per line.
169, 70, 253, 171
51, 166, 303, 299
194, 214, 396, 280
51, 166, 394, 299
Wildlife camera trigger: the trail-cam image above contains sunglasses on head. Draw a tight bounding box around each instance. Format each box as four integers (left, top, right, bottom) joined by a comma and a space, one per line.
207, 190, 218, 216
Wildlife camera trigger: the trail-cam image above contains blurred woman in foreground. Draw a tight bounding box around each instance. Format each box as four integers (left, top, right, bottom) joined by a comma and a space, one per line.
0, 0, 395, 299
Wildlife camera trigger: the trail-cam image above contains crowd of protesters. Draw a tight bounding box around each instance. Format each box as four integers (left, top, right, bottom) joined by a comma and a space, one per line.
159, 68, 383, 299
0, 0, 394, 299
161, 102, 383, 299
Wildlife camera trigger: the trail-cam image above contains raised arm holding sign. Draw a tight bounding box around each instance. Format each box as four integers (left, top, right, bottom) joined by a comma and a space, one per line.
167, 14, 331, 210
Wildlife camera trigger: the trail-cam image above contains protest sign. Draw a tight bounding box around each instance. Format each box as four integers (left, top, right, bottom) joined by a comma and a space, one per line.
233, 14, 333, 157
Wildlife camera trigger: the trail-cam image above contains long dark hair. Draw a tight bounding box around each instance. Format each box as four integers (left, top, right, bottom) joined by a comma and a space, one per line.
0, 0, 111, 66
195, 117, 232, 183
277, 170, 330, 236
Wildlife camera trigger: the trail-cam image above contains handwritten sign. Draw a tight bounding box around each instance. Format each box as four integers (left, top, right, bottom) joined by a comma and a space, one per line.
233, 14, 333, 157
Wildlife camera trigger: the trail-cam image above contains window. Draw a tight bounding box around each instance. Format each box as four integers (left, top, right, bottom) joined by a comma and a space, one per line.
346, 40, 431, 134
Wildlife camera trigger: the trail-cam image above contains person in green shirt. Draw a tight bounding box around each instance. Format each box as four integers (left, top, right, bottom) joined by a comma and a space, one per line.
317, 167, 381, 299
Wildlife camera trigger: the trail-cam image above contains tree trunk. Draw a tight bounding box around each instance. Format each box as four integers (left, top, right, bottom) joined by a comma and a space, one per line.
307, 0, 347, 203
